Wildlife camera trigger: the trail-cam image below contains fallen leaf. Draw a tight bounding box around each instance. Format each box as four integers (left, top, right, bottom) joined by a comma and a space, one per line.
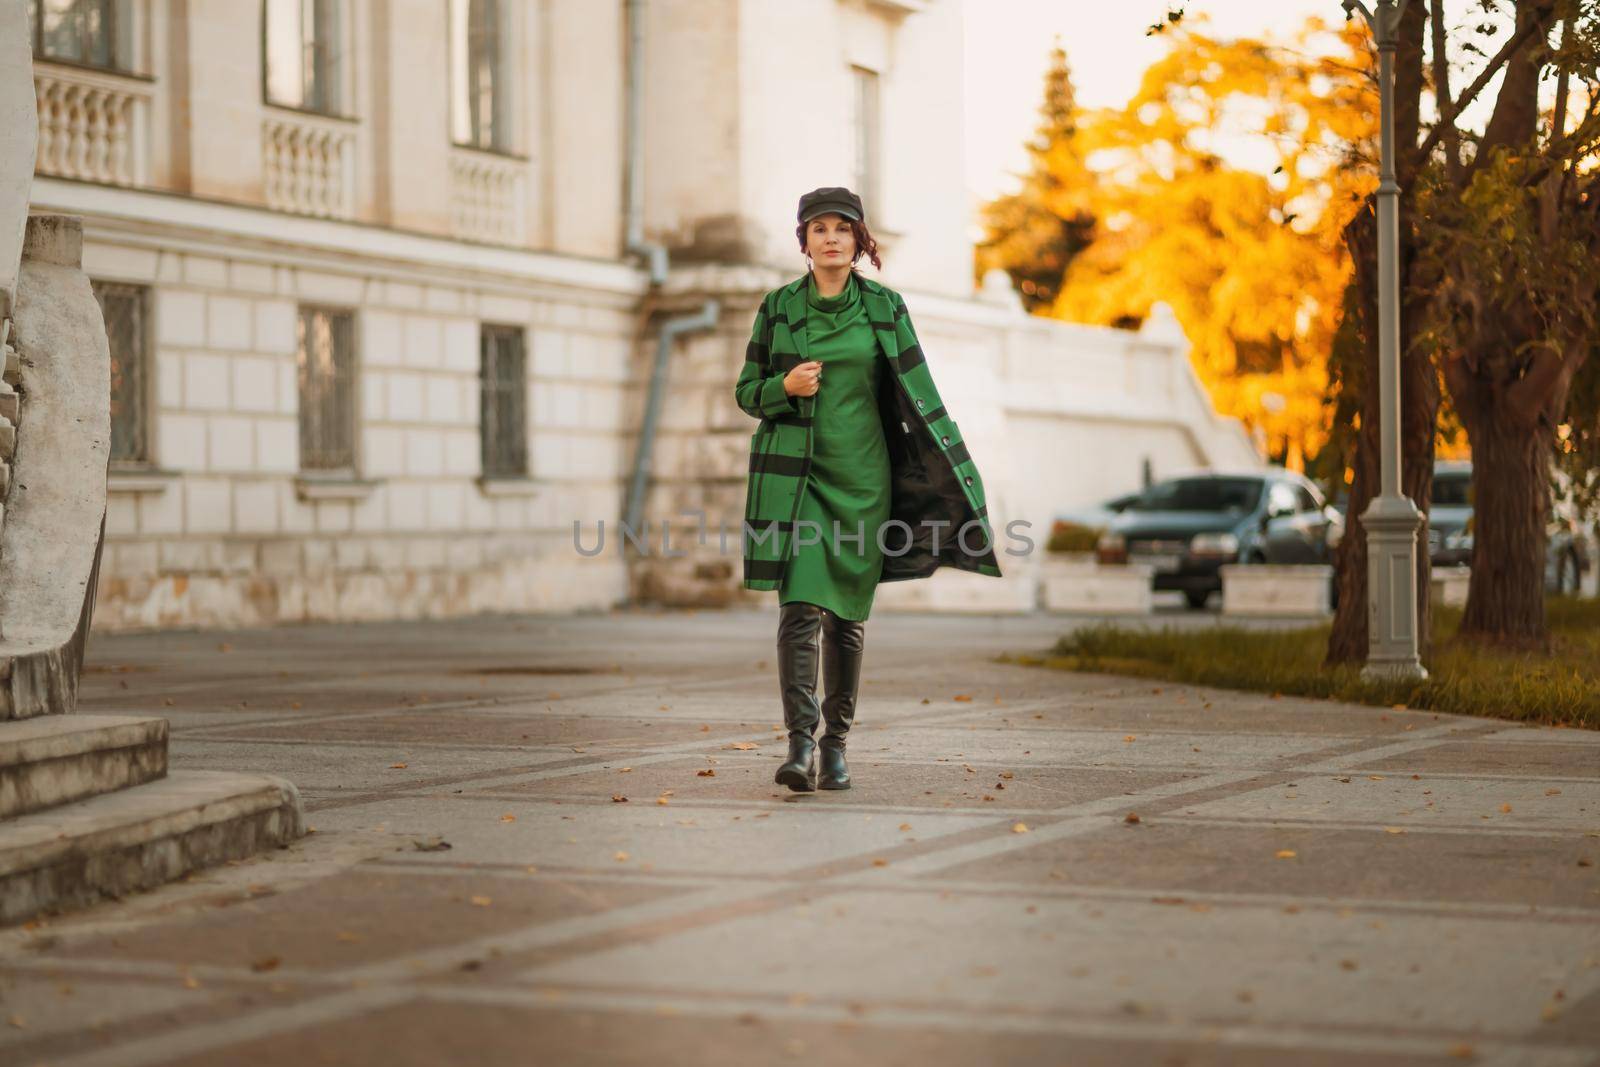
1446, 1042, 1475, 1060
1012, 822, 1029, 833
1125, 813, 1142, 825
725, 742, 759, 750
619, 766, 634, 773
1501, 803, 1513, 813
336, 931, 361, 943
953, 694, 972, 702
1546, 788, 1562, 796
614, 851, 630, 861
1384, 827, 1406, 834
1123, 735, 1137, 743
182, 974, 201, 989
500, 813, 516, 823
469, 896, 492, 907
899, 823, 912, 832
697, 769, 716, 777
389, 763, 408, 770
251, 957, 281, 973
611, 794, 628, 802
872, 858, 889, 867
656, 796, 670, 805
1276, 850, 1297, 859
999, 772, 1014, 780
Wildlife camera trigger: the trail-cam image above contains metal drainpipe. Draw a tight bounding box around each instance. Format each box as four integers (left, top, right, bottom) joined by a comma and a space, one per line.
622, 0, 719, 536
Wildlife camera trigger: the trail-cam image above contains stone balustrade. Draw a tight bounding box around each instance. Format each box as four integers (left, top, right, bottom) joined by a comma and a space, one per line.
33, 63, 151, 187
449, 145, 527, 245
263, 110, 356, 220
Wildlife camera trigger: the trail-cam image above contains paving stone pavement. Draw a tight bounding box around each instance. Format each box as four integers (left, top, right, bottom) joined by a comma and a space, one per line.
1, 606, 1597, 1067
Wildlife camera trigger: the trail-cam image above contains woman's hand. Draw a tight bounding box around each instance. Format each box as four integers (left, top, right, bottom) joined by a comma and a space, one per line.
784, 360, 822, 397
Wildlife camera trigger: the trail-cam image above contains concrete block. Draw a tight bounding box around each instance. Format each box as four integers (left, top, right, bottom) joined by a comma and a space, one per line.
232, 479, 279, 534
294, 269, 365, 304
183, 352, 230, 411
182, 255, 228, 288
313, 500, 354, 534
441, 319, 478, 373
158, 539, 221, 573
231, 357, 278, 414
229, 261, 276, 293
255, 418, 298, 474
423, 374, 461, 424
254, 300, 297, 354
157, 291, 206, 347
404, 431, 444, 477
443, 429, 479, 476
82, 244, 159, 282
479, 294, 533, 323
184, 477, 232, 534
137, 482, 184, 535
1433, 567, 1470, 608
206, 296, 254, 351
0, 715, 168, 819
387, 482, 426, 530
1041, 559, 1154, 615
403, 315, 443, 368
362, 372, 386, 421
362, 310, 403, 368
387, 371, 425, 422
276, 359, 296, 415
1221, 564, 1333, 617
531, 329, 568, 376
258, 539, 301, 576
0, 770, 304, 926
105, 493, 139, 537
207, 415, 255, 471
362, 426, 405, 478
156, 351, 183, 409
159, 412, 207, 469
425, 286, 462, 314
426, 483, 466, 529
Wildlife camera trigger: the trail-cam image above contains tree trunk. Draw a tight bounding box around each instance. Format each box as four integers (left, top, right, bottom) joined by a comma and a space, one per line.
1458, 391, 1551, 648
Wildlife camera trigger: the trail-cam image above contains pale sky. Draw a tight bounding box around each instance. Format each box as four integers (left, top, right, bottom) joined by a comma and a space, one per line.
963, 0, 1343, 206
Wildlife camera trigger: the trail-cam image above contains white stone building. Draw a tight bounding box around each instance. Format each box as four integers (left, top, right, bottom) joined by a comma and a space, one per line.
22, 0, 1257, 631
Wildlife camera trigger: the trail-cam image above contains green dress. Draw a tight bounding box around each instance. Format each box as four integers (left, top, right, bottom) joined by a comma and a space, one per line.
777, 271, 892, 622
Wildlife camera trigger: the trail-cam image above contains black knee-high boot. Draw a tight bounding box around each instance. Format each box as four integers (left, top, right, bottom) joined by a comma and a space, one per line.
774, 602, 824, 792
818, 610, 864, 789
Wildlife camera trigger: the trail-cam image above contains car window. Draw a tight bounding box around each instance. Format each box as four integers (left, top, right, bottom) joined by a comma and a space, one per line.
1295, 486, 1320, 513
1432, 473, 1471, 506
1127, 477, 1265, 513
1268, 482, 1298, 517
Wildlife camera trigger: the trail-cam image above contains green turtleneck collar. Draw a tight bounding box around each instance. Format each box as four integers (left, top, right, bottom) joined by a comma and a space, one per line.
806, 270, 860, 312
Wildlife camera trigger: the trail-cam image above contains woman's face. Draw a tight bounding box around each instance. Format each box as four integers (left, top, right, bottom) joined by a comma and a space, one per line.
804, 214, 856, 266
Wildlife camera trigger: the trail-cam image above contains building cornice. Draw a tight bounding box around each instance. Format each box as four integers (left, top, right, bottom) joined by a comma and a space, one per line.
29, 177, 649, 300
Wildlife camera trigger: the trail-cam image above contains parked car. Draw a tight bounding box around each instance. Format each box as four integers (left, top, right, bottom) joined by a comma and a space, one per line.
1097, 470, 1342, 609
1428, 460, 1594, 595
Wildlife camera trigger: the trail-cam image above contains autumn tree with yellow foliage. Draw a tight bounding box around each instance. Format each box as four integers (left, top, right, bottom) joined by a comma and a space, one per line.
1047, 20, 1376, 471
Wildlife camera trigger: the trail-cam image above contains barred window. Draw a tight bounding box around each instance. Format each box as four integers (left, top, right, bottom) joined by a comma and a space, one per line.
479, 324, 527, 477
852, 66, 881, 218
449, 0, 512, 152
297, 306, 355, 471
264, 0, 343, 114
28, 0, 126, 71
90, 280, 149, 466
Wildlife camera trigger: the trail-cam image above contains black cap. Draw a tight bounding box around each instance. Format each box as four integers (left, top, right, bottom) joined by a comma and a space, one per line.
797, 186, 864, 224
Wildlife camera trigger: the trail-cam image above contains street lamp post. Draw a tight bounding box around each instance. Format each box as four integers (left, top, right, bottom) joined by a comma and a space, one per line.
1343, 0, 1428, 682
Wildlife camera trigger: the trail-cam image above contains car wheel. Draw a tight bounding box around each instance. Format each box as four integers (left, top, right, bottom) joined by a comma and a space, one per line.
1184, 590, 1211, 610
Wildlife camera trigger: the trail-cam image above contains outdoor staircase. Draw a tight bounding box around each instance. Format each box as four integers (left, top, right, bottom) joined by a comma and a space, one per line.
0, 216, 303, 926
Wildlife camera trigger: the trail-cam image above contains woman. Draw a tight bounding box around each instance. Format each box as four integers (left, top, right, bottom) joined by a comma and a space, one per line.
734, 186, 1002, 794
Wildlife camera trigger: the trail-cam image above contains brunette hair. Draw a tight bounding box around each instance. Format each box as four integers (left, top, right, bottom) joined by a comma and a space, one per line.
795, 216, 883, 271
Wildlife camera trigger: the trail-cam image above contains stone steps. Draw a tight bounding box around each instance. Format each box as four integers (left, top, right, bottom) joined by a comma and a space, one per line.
0, 714, 167, 818
0, 769, 303, 925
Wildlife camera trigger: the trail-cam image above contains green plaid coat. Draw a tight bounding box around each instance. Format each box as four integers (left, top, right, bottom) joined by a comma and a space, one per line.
734, 271, 1003, 591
